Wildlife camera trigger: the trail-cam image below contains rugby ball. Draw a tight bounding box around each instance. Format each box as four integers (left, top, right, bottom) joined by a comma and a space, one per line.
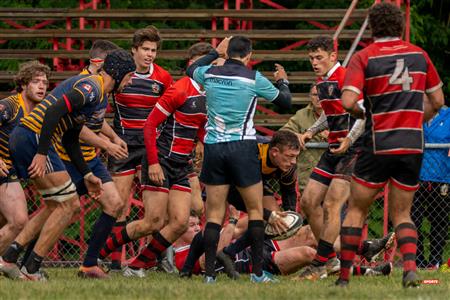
265, 211, 303, 241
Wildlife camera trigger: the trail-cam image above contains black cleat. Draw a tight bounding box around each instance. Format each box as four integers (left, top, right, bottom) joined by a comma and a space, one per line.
361, 232, 395, 262
365, 262, 393, 276
402, 271, 420, 288
179, 270, 192, 278
334, 278, 349, 287
216, 250, 240, 280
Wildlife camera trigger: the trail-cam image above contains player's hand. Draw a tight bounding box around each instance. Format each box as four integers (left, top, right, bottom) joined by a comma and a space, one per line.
148, 163, 165, 186
268, 211, 289, 235
274, 63, 288, 81
106, 141, 128, 160
330, 137, 351, 154
112, 136, 128, 153
228, 204, 240, 220
28, 153, 47, 178
84, 173, 103, 200
216, 36, 232, 58
298, 131, 313, 150
0, 159, 9, 177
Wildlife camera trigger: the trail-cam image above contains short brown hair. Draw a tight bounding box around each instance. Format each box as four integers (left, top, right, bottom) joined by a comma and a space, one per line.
187, 42, 214, 60
270, 130, 300, 151
306, 36, 334, 53
89, 40, 119, 59
14, 60, 51, 92
132, 25, 161, 49
369, 3, 404, 38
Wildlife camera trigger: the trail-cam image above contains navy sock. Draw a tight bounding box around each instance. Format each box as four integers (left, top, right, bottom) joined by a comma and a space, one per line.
203, 222, 221, 277
83, 212, 116, 267
248, 220, 265, 277
223, 230, 251, 257
181, 231, 204, 273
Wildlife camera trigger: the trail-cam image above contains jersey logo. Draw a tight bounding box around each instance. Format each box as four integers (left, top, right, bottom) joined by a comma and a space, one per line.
151, 83, 161, 94
82, 84, 93, 93
328, 85, 334, 96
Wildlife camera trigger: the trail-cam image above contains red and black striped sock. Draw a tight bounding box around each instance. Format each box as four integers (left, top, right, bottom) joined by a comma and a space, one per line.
99, 225, 131, 260
128, 231, 171, 269
395, 222, 417, 273
339, 226, 362, 282
312, 239, 334, 266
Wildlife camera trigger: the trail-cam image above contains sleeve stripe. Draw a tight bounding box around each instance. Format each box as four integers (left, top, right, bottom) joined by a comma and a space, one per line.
270, 89, 280, 102
426, 82, 443, 94
62, 94, 72, 113
342, 85, 362, 95
155, 102, 171, 116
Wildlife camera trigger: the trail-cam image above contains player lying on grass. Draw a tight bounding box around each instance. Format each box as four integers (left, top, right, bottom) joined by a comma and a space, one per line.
176, 212, 394, 278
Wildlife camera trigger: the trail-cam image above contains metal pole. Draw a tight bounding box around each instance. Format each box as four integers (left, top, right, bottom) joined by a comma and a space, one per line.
343, 15, 369, 67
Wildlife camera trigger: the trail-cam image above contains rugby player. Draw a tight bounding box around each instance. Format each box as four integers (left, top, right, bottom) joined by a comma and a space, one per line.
98, 42, 211, 277
295, 36, 365, 280
81, 40, 120, 75
0, 49, 135, 281
0, 61, 50, 255
186, 35, 292, 283
107, 26, 173, 270
335, 3, 444, 288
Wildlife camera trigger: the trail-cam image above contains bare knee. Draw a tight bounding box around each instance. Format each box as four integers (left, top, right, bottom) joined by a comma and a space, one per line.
103, 194, 125, 218
141, 217, 164, 235
301, 193, 321, 214
170, 217, 189, 237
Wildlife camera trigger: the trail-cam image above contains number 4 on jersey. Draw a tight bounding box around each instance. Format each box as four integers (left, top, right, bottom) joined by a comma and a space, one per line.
389, 58, 413, 91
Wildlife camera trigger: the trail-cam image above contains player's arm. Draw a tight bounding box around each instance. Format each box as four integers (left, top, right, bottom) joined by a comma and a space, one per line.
79, 124, 128, 160
186, 37, 230, 78
0, 98, 18, 126
61, 125, 91, 176
342, 90, 364, 119
298, 112, 328, 150
424, 90, 444, 121
330, 117, 366, 154
279, 168, 298, 212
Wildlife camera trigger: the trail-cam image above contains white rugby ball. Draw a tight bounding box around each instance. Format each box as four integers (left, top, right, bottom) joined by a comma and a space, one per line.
265, 211, 303, 241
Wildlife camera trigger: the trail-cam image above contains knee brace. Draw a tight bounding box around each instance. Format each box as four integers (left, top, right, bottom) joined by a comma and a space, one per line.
38, 180, 77, 203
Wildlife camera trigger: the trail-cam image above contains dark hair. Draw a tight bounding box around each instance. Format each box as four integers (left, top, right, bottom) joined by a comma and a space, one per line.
187, 42, 214, 60
369, 3, 404, 38
227, 35, 252, 58
132, 25, 161, 49
270, 130, 300, 151
14, 60, 51, 92
306, 36, 334, 53
89, 40, 119, 59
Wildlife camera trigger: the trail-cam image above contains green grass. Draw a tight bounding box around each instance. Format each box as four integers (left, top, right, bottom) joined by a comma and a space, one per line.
0, 268, 449, 300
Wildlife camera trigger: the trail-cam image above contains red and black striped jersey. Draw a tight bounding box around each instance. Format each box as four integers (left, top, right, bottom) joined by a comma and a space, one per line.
316, 63, 358, 147
343, 38, 442, 155
113, 63, 173, 144
0, 93, 26, 170
144, 77, 207, 165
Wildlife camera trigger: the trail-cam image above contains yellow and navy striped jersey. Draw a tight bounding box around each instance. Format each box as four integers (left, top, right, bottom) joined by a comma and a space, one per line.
55, 69, 106, 162
21, 74, 106, 150
0, 93, 27, 170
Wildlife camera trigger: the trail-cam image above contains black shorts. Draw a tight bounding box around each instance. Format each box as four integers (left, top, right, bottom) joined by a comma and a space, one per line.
141, 157, 192, 193
200, 140, 261, 187
233, 240, 281, 275
108, 144, 146, 176
310, 148, 359, 186
353, 151, 422, 191
0, 168, 19, 185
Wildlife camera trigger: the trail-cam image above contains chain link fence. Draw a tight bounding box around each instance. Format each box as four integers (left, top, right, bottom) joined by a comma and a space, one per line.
19, 143, 449, 268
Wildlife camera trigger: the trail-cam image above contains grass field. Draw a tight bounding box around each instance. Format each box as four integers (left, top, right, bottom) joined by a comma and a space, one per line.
0, 268, 449, 300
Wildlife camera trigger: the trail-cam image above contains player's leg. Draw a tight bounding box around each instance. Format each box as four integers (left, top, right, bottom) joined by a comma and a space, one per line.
274, 246, 316, 275
189, 175, 204, 216
0, 182, 28, 254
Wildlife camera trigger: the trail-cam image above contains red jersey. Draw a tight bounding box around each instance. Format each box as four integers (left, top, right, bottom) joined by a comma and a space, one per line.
316, 63, 359, 147
113, 63, 173, 144
143, 77, 207, 165
174, 245, 202, 275
343, 38, 442, 155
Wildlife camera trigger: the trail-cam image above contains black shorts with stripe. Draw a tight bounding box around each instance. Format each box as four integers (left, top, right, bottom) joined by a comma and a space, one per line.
352, 150, 422, 191
310, 148, 360, 186
108, 144, 146, 176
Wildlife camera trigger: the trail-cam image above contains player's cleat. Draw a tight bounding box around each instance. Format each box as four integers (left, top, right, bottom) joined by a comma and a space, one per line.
326, 257, 340, 275
294, 264, 327, 281
365, 262, 393, 276
361, 232, 395, 262
179, 270, 192, 278
204, 275, 216, 284
250, 271, 279, 283
0, 257, 26, 280
20, 266, 48, 282
335, 278, 349, 287
216, 250, 240, 280
157, 256, 178, 274
122, 266, 146, 278
402, 271, 420, 288
77, 265, 109, 279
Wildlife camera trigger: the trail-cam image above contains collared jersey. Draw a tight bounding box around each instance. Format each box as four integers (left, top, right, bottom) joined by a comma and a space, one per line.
193, 59, 279, 144
113, 63, 173, 144
21, 74, 106, 146
0, 93, 27, 170
343, 38, 442, 155
316, 63, 358, 147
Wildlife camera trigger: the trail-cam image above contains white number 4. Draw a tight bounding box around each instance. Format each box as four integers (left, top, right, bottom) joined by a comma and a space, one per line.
389, 58, 413, 91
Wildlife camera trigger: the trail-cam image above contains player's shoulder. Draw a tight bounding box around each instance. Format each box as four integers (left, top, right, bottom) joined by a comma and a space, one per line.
152, 63, 172, 78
